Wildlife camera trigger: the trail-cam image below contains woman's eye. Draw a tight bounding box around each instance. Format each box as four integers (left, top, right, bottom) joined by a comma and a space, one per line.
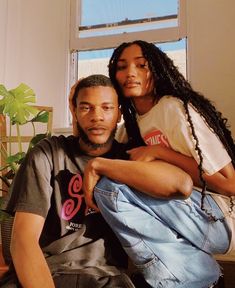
116, 65, 126, 71
138, 62, 148, 68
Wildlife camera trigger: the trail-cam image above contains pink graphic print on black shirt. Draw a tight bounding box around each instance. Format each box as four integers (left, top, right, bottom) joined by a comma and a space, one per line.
61, 173, 84, 221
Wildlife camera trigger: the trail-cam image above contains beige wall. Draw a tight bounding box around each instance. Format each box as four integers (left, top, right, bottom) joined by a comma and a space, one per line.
0, 0, 70, 128
187, 0, 235, 137
0, 0, 234, 136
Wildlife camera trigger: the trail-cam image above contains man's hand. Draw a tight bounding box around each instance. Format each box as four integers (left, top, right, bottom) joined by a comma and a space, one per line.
83, 158, 101, 211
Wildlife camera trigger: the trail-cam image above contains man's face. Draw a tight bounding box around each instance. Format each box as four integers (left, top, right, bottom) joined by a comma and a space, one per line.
75, 86, 120, 152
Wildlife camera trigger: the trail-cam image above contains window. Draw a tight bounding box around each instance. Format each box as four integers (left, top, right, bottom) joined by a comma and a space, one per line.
69, 0, 187, 120
74, 39, 186, 80
70, 0, 186, 51
70, 0, 187, 81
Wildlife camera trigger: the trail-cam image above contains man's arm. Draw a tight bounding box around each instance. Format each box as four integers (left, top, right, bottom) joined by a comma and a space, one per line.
83, 157, 193, 210
10, 211, 55, 288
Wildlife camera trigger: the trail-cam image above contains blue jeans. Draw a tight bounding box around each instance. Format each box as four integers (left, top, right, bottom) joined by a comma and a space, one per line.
94, 177, 231, 288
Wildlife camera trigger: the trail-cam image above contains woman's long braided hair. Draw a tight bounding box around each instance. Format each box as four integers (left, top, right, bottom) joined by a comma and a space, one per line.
109, 40, 235, 218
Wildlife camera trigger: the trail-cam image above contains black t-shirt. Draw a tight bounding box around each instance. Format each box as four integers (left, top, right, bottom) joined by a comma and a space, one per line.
2, 135, 129, 276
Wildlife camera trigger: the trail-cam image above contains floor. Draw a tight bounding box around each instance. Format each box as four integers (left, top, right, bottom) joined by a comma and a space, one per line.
218, 260, 235, 288
0, 247, 234, 285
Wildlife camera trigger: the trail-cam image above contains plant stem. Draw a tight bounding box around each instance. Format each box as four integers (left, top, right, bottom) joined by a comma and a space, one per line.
9, 121, 12, 155
0, 143, 8, 160
32, 121, 36, 136
16, 123, 23, 153
0, 175, 11, 188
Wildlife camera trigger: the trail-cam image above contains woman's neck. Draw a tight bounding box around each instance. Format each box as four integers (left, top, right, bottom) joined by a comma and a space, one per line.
132, 95, 157, 115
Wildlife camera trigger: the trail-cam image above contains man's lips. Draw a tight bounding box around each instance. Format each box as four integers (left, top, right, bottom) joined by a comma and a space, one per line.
87, 126, 107, 135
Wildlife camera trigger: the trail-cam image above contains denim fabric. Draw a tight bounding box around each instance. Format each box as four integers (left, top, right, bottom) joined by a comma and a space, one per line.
94, 177, 231, 288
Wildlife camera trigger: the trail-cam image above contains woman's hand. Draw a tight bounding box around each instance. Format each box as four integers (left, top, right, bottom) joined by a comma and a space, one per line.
127, 145, 160, 161
69, 79, 83, 136
82, 158, 101, 211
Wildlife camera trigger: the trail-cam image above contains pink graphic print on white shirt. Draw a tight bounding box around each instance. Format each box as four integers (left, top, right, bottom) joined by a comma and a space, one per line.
144, 130, 170, 147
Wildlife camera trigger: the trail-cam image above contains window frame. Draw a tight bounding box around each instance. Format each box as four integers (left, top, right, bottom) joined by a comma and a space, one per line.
70, 0, 187, 51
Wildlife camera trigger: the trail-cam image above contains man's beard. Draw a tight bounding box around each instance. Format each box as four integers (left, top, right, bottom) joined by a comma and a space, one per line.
76, 122, 117, 150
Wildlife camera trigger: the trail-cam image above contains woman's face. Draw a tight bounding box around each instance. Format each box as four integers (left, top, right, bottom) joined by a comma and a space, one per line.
115, 44, 154, 98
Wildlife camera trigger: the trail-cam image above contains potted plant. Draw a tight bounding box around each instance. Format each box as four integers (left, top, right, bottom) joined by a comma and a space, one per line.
0, 83, 51, 263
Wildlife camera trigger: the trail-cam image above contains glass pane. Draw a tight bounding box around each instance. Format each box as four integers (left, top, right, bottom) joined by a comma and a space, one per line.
80, 0, 178, 37
77, 49, 113, 78
157, 39, 187, 77
76, 38, 186, 79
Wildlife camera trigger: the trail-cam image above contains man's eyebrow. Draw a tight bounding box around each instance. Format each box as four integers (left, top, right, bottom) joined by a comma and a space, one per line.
101, 102, 115, 105
78, 101, 115, 105
78, 101, 91, 105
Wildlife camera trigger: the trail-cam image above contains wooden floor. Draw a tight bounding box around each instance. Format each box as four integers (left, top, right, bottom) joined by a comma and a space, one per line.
0, 246, 234, 285
219, 260, 235, 288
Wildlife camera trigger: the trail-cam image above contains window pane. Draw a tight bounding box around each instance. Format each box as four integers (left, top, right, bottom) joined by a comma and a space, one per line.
77, 49, 112, 78
76, 38, 186, 79
157, 39, 187, 77
80, 0, 178, 37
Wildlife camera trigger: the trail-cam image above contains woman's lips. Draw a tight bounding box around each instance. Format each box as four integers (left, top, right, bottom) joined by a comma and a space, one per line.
124, 81, 140, 88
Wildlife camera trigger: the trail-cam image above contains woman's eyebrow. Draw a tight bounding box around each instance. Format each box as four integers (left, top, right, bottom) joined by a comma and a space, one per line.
117, 56, 145, 62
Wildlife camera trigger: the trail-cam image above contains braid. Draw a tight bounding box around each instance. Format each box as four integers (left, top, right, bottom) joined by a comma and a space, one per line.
109, 40, 235, 216
121, 98, 146, 148
183, 102, 219, 221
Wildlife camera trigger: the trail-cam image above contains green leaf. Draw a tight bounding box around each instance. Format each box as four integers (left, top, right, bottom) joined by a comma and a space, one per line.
6, 152, 26, 165
0, 164, 10, 172
0, 84, 10, 98
1, 83, 39, 124
0, 84, 10, 112
0, 104, 4, 113
0, 201, 10, 221
31, 111, 49, 123
28, 133, 49, 150
0, 83, 51, 188
28, 133, 50, 151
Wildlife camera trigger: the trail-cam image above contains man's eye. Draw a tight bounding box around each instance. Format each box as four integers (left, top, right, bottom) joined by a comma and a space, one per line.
102, 106, 114, 111
79, 106, 90, 112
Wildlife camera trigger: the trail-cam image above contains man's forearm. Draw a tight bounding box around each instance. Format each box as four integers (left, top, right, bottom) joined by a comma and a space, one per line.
11, 242, 55, 288
11, 212, 55, 288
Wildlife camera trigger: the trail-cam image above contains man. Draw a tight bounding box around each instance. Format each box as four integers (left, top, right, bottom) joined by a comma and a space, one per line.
1, 74, 192, 288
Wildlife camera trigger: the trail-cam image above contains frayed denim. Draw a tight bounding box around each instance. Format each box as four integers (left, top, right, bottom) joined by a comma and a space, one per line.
94, 177, 230, 288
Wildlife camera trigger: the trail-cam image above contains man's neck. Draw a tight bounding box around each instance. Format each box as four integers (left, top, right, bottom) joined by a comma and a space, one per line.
78, 140, 113, 157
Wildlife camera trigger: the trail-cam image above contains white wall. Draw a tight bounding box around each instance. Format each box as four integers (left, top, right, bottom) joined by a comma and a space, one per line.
0, 0, 70, 129
0, 0, 234, 136
187, 0, 235, 137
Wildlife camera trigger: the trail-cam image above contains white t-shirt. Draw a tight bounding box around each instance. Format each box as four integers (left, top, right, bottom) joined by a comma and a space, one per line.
116, 95, 235, 254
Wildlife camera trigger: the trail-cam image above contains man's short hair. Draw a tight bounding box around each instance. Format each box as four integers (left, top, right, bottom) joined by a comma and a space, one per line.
72, 74, 113, 107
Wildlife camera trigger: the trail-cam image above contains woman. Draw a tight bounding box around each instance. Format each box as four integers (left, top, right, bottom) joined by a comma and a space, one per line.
85, 41, 235, 288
